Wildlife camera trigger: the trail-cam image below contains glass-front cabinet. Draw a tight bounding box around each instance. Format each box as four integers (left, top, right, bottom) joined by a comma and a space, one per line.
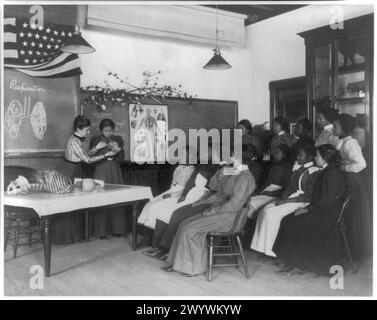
299, 13, 373, 165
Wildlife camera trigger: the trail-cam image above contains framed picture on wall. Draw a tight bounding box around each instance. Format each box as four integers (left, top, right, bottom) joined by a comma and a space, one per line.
129, 104, 168, 163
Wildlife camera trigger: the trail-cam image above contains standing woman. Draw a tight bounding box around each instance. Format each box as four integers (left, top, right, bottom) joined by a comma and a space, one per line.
333, 114, 372, 259
315, 107, 339, 147
55, 115, 116, 244
91, 119, 127, 238
237, 119, 264, 161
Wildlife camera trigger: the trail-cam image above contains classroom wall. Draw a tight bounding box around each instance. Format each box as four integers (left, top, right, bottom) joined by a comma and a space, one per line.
247, 4, 374, 125
79, 26, 253, 122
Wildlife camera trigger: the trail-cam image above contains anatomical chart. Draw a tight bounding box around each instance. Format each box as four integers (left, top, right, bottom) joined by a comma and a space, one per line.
130, 104, 168, 163
5, 96, 47, 141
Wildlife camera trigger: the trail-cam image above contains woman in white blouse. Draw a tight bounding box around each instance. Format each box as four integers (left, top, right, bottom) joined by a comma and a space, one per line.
333, 113, 372, 259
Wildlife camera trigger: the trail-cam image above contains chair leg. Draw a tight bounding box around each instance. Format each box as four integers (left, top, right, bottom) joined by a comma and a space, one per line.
236, 235, 250, 279
4, 219, 10, 252
13, 220, 20, 259
207, 236, 214, 282
341, 228, 355, 273
28, 220, 33, 247
228, 236, 239, 268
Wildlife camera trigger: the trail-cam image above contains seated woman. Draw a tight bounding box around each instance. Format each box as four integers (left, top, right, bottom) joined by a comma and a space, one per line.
163, 146, 257, 276
137, 147, 195, 230
270, 117, 297, 160
145, 148, 225, 258
151, 144, 259, 259
273, 144, 347, 276
251, 143, 321, 258
247, 144, 292, 220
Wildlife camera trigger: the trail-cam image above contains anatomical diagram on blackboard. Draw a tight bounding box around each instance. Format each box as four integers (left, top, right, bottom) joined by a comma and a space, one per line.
5, 95, 47, 140
129, 104, 168, 163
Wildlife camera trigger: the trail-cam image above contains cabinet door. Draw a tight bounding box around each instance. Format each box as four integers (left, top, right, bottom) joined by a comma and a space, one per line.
313, 44, 332, 101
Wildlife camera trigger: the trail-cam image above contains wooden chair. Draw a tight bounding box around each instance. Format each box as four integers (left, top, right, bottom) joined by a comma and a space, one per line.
4, 166, 42, 258
337, 195, 355, 273
206, 193, 253, 282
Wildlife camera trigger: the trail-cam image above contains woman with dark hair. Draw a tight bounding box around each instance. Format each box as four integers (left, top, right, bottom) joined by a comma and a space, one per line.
90, 118, 127, 238
237, 119, 263, 160
55, 115, 116, 244
315, 107, 339, 147
270, 117, 297, 158
273, 144, 347, 276
246, 144, 292, 220
333, 114, 371, 259
251, 143, 320, 258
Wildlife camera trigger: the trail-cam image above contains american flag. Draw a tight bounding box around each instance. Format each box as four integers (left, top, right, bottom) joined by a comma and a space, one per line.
4, 17, 82, 78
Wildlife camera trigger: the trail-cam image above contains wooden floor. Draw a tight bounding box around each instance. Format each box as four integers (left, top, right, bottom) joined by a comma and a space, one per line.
4, 236, 373, 296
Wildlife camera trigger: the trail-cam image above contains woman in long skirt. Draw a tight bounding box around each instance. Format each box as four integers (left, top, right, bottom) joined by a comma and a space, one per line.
163, 148, 257, 276
55, 115, 116, 244
273, 144, 347, 276
333, 114, 372, 259
90, 119, 128, 238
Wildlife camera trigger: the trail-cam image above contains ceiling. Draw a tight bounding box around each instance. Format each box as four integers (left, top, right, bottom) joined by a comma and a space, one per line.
205, 4, 305, 25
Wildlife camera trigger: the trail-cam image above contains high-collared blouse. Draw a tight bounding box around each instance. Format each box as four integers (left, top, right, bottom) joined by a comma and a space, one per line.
270, 131, 297, 156
65, 134, 96, 163
337, 136, 366, 173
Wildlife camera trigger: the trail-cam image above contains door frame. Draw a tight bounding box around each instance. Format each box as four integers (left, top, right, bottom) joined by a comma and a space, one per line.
269, 76, 308, 132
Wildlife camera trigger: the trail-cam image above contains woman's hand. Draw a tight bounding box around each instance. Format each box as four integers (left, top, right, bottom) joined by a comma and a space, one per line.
105, 150, 117, 158
294, 208, 308, 216
203, 208, 215, 216
95, 141, 108, 151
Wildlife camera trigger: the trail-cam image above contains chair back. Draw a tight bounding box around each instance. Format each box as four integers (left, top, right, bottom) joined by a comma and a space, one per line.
228, 192, 254, 234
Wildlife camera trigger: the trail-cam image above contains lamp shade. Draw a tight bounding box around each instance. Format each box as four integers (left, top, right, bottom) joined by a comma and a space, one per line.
60, 25, 95, 54
203, 47, 231, 70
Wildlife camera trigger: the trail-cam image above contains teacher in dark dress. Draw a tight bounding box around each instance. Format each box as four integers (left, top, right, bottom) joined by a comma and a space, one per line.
55, 115, 116, 244
273, 144, 347, 276
90, 118, 128, 238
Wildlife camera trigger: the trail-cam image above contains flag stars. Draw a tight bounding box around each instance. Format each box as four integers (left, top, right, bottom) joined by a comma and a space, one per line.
36, 51, 41, 55
20, 50, 25, 55
35, 33, 40, 39
47, 44, 51, 49
39, 43, 43, 48
24, 58, 29, 64
50, 37, 55, 42
54, 44, 59, 49
42, 36, 48, 40
46, 27, 51, 33
19, 31, 25, 37
31, 42, 36, 47
53, 30, 58, 35
23, 22, 28, 28
38, 25, 44, 31
27, 32, 33, 38
30, 23, 37, 29
32, 59, 37, 64
22, 41, 28, 46
28, 50, 33, 55
61, 31, 66, 37
68, 32, 72, 37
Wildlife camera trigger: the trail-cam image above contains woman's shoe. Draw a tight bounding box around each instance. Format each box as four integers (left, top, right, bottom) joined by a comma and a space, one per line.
161, 266, 173, 272
258, 254, 276, 262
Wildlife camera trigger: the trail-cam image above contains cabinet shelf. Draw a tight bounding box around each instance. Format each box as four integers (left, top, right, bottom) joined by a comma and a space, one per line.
338, 63, 365, 75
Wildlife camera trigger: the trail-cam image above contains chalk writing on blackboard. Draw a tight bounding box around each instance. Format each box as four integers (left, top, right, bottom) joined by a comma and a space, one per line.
5, 95, 47, 140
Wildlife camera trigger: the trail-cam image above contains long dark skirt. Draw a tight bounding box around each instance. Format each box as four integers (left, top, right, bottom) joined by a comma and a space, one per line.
345, 171, 373, 259
273, 199, 344, 276
91, 160, 129, 237
157, 203, 211, 250
53, 160, 84, 244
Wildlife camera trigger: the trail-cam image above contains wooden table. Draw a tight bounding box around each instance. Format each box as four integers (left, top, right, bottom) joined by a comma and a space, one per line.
4, 184, 153, 276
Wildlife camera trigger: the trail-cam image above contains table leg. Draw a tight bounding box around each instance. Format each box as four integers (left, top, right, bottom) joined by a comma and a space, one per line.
84, 211, 89, 241
132, 202, 139, 250
43, 217, 51, 277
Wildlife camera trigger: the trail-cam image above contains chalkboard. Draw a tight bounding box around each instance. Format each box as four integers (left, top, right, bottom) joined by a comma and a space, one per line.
4, 69, 79, 156
81, 91, 238, 161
